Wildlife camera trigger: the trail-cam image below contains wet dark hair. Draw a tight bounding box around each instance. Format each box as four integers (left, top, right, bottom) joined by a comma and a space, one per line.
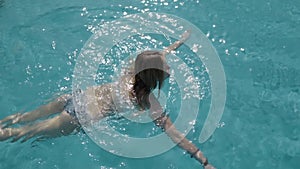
133, 50, 169, 109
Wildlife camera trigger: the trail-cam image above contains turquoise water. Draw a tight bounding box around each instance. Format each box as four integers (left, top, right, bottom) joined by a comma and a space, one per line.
0, 0, 299, 169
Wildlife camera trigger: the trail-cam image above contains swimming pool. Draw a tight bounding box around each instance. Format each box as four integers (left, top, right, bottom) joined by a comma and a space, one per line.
0, 0, 299, 169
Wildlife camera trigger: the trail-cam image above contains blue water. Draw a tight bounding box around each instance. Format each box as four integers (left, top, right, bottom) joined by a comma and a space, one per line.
0, 0, 299, 169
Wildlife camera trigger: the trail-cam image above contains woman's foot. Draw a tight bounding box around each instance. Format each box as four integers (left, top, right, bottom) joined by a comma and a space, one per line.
0, 128, 20, 141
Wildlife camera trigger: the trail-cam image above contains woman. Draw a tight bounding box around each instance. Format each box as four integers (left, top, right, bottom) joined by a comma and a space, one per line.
0, 31, 215, 169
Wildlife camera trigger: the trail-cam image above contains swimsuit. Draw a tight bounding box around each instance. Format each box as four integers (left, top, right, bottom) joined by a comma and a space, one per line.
63, 89, 86, 124
63, 75, 137, 126
64, 97, 78, 120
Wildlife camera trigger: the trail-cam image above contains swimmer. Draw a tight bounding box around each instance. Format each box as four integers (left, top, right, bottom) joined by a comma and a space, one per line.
0, 31, 216, 169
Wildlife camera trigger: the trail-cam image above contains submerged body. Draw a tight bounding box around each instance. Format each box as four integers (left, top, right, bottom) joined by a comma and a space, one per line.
76, 73, 138, 124
0, 69, 138, 141
0, 31, 215, 169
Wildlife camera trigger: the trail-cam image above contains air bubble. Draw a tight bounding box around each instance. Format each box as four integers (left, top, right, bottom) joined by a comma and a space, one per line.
225, 49, 230, 55
51, 41, 56, 50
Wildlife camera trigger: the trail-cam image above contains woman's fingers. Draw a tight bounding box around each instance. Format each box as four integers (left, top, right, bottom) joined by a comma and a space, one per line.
180, 30, 191, 41
204, 164, 216, 169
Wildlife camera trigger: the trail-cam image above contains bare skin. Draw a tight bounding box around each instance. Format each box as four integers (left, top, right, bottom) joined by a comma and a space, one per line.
148, 93, 215, 169
0, 94, 80, 142
0, 31, 215, 168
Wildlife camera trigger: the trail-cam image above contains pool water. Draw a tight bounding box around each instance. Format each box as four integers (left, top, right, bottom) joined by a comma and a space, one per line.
0, 0, 299, 169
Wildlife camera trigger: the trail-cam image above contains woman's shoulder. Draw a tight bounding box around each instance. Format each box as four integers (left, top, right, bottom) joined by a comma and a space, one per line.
86, 83, 114, 94
86, 74, 133, 95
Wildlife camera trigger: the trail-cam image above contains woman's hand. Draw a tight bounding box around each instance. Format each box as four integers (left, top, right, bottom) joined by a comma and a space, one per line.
163, 30, 191, 54
180, 30, 191, 42
204, 164, 216, 169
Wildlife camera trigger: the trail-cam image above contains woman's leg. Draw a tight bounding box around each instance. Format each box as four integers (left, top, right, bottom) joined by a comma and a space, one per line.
0, 128, 20, 141
0, 110, 80, 142
0, 94, 71, 128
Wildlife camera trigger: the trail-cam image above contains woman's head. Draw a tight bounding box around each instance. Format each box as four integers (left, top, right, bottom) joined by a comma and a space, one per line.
133, 50, 170, 108
134, 50, 170, 90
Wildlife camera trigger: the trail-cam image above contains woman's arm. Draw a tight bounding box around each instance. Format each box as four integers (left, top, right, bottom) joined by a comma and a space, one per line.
148, 93, 215, 169
163, 30, 191, 54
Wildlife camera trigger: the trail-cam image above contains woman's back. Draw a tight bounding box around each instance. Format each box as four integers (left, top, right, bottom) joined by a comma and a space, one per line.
83, 74, 137, 122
